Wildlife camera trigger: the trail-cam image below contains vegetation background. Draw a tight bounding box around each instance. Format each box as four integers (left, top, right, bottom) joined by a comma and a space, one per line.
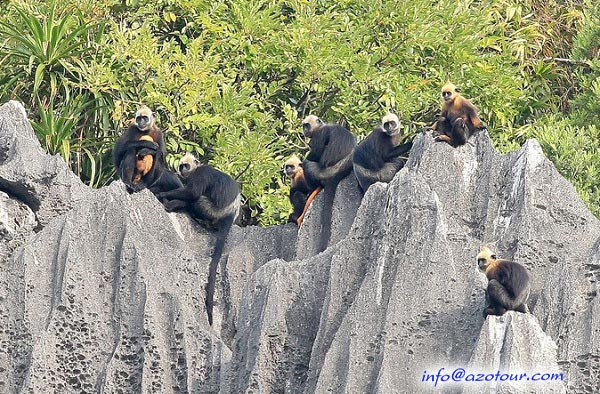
0, 0, 598, 225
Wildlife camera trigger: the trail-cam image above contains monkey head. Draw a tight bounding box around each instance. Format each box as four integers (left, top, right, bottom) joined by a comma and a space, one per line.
441, 81, 460, 103
135, 105, 155, 132
381, 113, 402, 136
283, 155, 302, 178
302, 115, 324, 138
178, 152, 200, 178
476, 245, 498, 273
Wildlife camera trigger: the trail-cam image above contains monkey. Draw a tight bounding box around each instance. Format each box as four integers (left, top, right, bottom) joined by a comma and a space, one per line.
300, 114, 357, 214
133, 135, 156, 183
431, 81, 486, 147
124, 144, 183, 195
283, 154, 313, 226
113, 105, 167, 189
353, 113, 413, 193
157, 153, 241, 326
476, 246, 531, 317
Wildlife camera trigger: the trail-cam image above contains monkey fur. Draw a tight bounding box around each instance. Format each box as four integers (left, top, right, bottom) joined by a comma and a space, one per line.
283, 154, 313, 225
477, 246, 531, 317
301, 115, 357, 189
432, 81, 485, 147
113, 105, 167, 190
353, 113, 413, 192
157, 153, 241, 326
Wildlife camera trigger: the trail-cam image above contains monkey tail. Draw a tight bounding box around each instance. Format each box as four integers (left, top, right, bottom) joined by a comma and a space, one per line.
487, 279, 530, 311
205, 208, 237, 326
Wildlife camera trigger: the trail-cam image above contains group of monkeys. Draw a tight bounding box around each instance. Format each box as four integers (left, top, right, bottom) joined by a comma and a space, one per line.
112, 81, 531, 324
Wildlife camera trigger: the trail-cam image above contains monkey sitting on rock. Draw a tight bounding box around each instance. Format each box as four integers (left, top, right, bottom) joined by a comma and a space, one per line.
353, 113, 413, 193
283, 155, 313, 227
157, 153, 241, 326
113, 105, 181, 194
476, 246, 531, 317
432, 81, 486, 147
300, 115, 357, 217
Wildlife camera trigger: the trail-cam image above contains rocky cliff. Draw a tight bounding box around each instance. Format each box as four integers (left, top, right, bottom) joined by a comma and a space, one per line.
0, 100, 598, 393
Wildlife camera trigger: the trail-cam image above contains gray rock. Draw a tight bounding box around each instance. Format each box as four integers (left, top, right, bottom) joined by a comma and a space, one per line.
229, 131, 600, 394
295, 175, 362, 260
1, 101, 599, 394
0, 101, 89, 228
0, 191, 37, 263
1, 184, 229, 393
463, 312, 565, 394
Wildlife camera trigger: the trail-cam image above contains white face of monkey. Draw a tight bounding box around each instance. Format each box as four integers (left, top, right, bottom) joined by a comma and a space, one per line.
302, 115, 323, 138
178, 153, 199, 177
135, 105, 155, 131
283, 155, 302, 178
381, 113, 401, 136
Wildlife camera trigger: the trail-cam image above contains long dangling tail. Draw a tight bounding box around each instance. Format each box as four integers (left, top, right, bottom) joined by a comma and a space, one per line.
296, 186, 322, 227
205, 214, 235, 326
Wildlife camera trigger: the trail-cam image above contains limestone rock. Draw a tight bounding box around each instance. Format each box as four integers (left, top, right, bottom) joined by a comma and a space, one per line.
1, 99, 599, 394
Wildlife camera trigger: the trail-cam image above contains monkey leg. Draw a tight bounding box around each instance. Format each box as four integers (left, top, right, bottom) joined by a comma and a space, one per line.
487, 279, 519, 311
514, 303, 529, 313
163, 199, 188, 212
484, 304, 507, 317
434, 134, 452, 144
157, 188, 194, 202
450, 118, 468, 146
296, 186, 323, 227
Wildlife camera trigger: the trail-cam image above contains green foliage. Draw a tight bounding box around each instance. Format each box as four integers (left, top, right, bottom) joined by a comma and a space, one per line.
527, 119, 600, 216
0, 0, 598, 223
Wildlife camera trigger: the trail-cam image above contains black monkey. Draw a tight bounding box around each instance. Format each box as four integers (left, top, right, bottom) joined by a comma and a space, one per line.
299, 115, 356, 213
283, 154, 313, 226
157, 153, 241, 326
302, 115, 357, 188
124, 145, 183, 194
477, 246, 531, 317
113, 106, 168, 191
353, 113, 413, 192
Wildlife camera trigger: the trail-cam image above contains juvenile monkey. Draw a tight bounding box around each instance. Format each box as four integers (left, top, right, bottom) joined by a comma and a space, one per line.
477, 246, 530, 316
283, 155, 313, 226
432, 82, 485, 147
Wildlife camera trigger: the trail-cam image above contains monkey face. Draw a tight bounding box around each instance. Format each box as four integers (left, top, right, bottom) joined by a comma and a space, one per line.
283, 155, 302, 178
476, 246, 497, 272
178, 153, 199, 177
441, 82, 459, 102
283, 163, 297, 177
302, 115, 323, 137
136, 115, 151, 131
477, 257, 488, 271
381, 113, 401, 136
135, 105, 154, 131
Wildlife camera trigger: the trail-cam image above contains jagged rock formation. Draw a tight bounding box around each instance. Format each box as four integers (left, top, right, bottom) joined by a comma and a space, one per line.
0, 100, 598, 393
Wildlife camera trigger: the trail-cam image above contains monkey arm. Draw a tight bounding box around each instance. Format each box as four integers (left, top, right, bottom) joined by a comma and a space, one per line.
131, 140, 159, 151
434, 134, 452, 143
383, 141, 413, 161
157, 137, 167, 159
466, 105, 485, 129
157, 187, 195, 202
305, 130, 329, 162
470, 112, 485, 129
163, 199, 188, 212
